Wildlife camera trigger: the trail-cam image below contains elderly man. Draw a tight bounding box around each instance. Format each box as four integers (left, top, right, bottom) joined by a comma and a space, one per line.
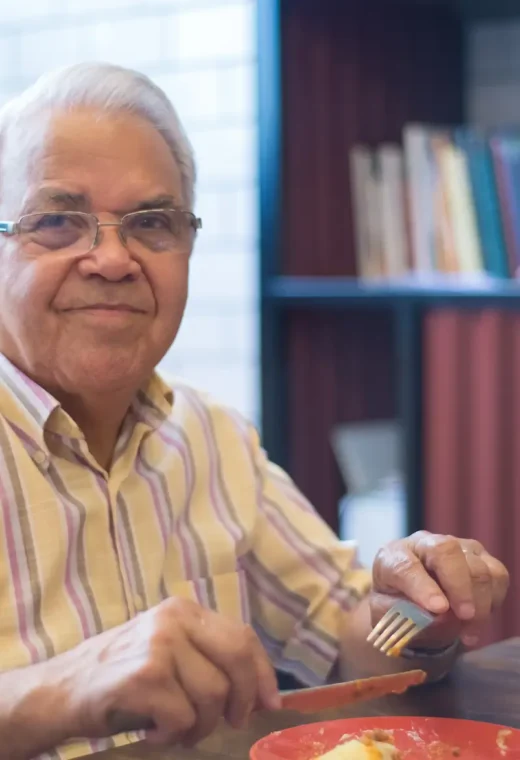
0, 62, 508, 760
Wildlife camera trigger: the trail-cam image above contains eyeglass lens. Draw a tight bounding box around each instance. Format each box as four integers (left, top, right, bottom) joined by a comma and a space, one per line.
17, 210, 195, 253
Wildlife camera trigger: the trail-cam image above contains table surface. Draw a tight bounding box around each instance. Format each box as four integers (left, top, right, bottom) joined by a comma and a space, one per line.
96, 638, 520, 760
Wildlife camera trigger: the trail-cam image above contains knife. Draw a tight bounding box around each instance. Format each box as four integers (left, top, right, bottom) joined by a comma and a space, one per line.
107, 669, 426, 733
279, 668, 426, 713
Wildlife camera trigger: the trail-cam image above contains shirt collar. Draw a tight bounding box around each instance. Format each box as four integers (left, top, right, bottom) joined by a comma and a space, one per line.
132, 372, 174, 429
0, 353, 60, 456
0, 353, 173, 460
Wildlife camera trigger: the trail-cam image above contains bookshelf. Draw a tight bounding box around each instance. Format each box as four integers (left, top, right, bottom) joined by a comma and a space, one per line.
257, 0, 520, 554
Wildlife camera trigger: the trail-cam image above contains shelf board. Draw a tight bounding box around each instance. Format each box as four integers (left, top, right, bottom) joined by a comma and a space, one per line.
409, 0, 520, 20
266, 276, 520, 308
456, 0, 520, 20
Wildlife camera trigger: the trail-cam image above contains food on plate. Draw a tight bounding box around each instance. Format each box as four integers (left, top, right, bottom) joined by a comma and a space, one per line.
316, 730, 401, 760
497, 728, 512, 752
316, 730, 465, 759
428, 740, 461, 757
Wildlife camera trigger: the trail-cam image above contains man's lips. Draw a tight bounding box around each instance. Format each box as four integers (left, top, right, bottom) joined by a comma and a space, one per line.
63, 304, 147, 314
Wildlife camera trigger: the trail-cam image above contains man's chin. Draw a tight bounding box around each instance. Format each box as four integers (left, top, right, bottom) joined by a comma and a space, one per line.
58, 350, 152, 395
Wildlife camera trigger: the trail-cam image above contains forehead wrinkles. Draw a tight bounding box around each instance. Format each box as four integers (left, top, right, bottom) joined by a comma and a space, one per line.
2, 108, 184, 217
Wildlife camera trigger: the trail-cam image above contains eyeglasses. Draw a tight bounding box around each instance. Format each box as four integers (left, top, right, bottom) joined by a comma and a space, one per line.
0, 209, 202, 255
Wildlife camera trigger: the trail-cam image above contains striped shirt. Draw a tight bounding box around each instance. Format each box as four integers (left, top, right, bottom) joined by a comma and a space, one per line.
0, 353, 371, 759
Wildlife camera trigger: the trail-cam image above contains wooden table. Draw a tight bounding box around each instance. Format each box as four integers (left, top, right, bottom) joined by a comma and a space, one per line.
96, 638, 520, 760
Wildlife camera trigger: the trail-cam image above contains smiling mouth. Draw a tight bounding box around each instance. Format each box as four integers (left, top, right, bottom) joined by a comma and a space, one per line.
66, 304, 146, 314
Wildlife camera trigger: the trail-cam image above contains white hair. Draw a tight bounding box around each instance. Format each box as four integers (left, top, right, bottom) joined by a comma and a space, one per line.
0, 62, 196, 209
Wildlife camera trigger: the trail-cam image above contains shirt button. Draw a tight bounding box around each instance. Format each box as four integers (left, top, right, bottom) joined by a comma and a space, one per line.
33, 451, 47, 466
134, 594, 146, 613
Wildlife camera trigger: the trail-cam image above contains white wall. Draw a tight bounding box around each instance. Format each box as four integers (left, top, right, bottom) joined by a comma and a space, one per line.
0, 0, 259, 423
468, 19, 520, 127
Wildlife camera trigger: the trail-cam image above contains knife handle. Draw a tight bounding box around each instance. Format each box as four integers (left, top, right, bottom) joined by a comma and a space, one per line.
107, 710, 155, 734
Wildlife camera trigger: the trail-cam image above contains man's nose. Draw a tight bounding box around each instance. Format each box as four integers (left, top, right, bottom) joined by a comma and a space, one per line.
77, 225, 142, 281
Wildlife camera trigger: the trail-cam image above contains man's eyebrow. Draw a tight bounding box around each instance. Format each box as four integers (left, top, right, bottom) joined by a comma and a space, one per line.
22, 192, 182, 215
133, 195, 182, 211
24, 190, 89, 212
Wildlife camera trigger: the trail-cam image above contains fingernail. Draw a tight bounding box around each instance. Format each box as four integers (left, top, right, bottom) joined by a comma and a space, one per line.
459, 603, 476, 620
428, 594, 449, 613
462, 634, 479, 647
268, 692, 282, 710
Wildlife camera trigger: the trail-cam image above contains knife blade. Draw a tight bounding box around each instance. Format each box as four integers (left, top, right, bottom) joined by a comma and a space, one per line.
279, 669, 427, 713
107, 669, 426, 733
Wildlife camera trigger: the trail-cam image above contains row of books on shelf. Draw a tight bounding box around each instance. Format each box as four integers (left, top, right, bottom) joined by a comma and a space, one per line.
349, 124, 520, 281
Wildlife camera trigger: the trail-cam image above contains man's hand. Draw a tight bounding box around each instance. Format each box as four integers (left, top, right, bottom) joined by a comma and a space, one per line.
370, 531, 510, 649
50, 597, 280, 748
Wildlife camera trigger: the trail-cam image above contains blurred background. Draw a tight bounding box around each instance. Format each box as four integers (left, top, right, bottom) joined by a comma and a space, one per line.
257, 0, 520, 649
4, 0, 520, 645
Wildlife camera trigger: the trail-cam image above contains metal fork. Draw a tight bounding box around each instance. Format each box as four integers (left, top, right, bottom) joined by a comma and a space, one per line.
366, 600, 435, 656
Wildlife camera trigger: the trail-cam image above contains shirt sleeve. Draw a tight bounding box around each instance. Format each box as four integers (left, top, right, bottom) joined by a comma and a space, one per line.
242, 425, 372, 686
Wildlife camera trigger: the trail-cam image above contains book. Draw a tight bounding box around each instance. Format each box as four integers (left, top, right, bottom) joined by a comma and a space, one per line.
454, 129, 509, 278
349, 124, 519, 281
378, 144, 409, 276
349, 146, 384, 278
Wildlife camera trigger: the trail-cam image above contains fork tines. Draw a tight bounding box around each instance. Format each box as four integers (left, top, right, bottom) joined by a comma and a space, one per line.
366, 601, 435, 656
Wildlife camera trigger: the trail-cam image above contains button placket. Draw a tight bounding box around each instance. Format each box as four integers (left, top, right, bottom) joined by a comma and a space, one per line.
107, 480, 142, 619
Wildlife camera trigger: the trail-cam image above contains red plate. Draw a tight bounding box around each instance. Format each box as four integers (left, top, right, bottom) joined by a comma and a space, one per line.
250, 716, 520, 759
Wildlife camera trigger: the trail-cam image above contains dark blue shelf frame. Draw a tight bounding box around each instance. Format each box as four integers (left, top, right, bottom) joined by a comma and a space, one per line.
267, 277, 520, 308
258, 0, 288, 473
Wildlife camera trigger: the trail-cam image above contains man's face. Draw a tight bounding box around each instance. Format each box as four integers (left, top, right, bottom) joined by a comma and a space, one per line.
0, 108, 190, 396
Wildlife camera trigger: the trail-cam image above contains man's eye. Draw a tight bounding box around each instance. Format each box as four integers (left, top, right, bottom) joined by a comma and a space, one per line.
137, 213, 171, 230
35, 214, 72, 229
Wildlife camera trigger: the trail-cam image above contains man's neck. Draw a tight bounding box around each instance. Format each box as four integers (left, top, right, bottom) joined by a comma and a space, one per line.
0, 352, 142, 470
56, 391, 135, 471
